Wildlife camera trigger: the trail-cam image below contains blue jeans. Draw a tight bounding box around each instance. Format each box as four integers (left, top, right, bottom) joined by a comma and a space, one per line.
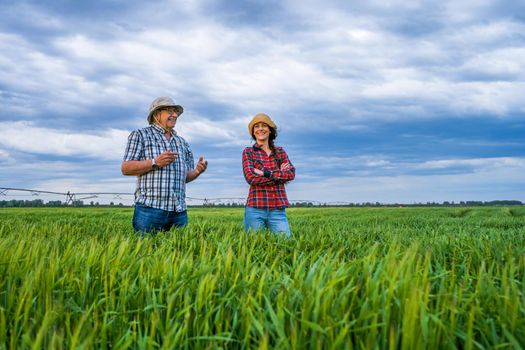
132, 203, 188, 234
243, 206, 291, 237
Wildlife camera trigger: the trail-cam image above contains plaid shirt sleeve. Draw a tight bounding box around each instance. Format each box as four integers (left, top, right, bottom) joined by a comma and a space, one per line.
181, 138, 195, 172
270, 148, 295, 182
242, 148, 278, 185
123, 130, 144, 161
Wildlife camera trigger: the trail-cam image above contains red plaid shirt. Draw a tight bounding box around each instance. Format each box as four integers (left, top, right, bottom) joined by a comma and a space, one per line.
242, 144, 295, 209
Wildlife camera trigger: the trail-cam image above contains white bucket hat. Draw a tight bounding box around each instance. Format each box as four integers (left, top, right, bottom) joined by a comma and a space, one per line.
147, 96, 184, 124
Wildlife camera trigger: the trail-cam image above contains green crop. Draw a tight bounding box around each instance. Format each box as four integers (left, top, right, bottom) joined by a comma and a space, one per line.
0, 206, 524, 349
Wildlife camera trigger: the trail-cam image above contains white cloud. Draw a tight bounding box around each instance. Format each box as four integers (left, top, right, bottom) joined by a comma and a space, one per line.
444, 0, 502, 24
37, 177, 134, 194
177, 114, 251, 146
2, 4, 524, 124
0, 2, 64, 30
460, 47, 525, 78
0, 117, 248, 160
287, 162, 525, 203
417, 157, 525, 170
0, 121, 129, 159
295, 155, 525, 180
0, 149, 9, 159
295, 155, 392, 170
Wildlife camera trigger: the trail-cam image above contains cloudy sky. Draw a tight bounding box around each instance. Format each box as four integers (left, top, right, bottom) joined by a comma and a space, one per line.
1, 0, 524, 204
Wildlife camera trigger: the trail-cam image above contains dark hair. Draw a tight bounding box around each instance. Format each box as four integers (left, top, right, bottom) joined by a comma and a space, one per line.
252, 126, 282, 166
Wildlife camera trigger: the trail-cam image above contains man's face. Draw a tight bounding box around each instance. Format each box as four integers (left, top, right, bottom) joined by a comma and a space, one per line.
156, 107, 179, 130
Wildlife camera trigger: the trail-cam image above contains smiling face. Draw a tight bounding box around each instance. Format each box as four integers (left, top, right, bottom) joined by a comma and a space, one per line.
154, 107, 179, 130
252, 122, 271, 143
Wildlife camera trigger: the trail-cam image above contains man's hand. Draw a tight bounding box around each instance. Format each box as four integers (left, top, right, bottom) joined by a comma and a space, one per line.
253, 168, 264, 176
195, 156, 208, 175
187, 156, 208, 183
156, 150, 178, 167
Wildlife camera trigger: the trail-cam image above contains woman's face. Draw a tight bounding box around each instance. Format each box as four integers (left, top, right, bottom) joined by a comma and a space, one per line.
253, 122, 270, 143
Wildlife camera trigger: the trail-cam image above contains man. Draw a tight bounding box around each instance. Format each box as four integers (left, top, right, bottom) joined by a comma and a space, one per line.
122, 96, 208, 233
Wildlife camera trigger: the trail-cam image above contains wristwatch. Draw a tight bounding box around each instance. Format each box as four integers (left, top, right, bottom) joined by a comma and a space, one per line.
151, 157, 160, 170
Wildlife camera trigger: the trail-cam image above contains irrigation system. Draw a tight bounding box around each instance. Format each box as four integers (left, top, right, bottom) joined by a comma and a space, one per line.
0, 187, 329, 206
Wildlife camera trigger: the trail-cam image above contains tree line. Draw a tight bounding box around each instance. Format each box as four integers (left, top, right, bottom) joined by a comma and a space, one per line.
0, 199, 522, 208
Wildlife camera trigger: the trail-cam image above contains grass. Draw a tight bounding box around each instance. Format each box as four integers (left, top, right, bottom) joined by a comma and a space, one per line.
0, 206, 524, 349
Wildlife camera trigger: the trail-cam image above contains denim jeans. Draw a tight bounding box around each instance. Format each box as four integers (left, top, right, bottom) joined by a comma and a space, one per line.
132, 203, 188, 234
243, 206, 291, 237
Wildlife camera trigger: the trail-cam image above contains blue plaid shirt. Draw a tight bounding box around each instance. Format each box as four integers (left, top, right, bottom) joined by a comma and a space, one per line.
123, 124, 194, 212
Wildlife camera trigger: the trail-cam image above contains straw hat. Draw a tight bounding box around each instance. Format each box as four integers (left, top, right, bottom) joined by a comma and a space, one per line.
248, 113, 276, 136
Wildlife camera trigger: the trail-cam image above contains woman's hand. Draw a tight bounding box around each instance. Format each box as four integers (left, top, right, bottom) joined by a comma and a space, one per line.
253, 168, 264, 176
280, 162, 292, 171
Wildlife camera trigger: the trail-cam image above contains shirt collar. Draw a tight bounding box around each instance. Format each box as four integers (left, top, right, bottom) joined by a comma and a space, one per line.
151, 123, 176, 136
253, 143, 273, 155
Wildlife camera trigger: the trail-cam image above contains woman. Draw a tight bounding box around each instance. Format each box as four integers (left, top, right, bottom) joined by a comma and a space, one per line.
242, 113, 296, 236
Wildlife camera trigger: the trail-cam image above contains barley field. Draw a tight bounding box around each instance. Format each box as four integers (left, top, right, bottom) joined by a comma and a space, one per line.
0, 206, 524, 349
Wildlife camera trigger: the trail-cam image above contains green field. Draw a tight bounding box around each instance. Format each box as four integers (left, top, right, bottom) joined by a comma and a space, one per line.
1, 207, 524, 349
